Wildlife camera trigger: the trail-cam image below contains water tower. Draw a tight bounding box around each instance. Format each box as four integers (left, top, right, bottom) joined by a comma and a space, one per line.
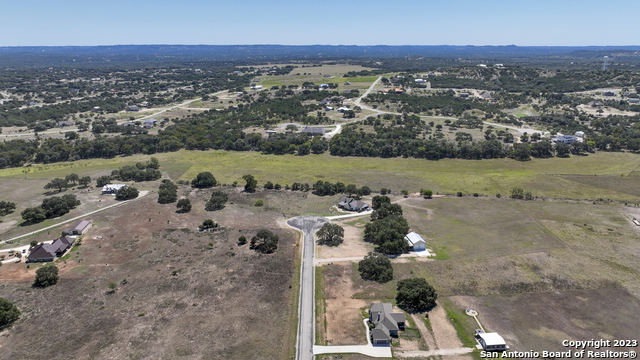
602, 56, 609, 71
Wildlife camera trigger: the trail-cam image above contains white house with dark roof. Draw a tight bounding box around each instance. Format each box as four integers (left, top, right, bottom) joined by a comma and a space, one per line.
369, 303, 405, 345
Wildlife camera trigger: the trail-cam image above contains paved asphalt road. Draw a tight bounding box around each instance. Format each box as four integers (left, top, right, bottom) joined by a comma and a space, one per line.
287, 216, 329, 360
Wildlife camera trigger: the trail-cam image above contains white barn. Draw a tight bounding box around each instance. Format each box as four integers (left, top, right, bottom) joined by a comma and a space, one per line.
477, 332, 508, 352
405, 232, 427, 252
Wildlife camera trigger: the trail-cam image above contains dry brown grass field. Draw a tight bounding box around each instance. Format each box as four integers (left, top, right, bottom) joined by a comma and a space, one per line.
0, 186, 314, 360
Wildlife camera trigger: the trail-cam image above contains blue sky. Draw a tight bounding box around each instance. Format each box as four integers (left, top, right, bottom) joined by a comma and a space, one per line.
1, 0, 638, 46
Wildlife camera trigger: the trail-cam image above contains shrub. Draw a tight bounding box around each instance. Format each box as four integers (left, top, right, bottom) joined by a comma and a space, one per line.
510, 187, 524, 199
176, 198, 192, 213
496, 193, 502, 198
0, 297, 20, 327
255, 199, 264, 207
250, 229, 278, 253
456, 191, 463, 197
238, 236, 247, 245
34, 264, 59, 287
473, 193, 479, 197
423, 190, 433, 199
199, 219, 218, 231
264, 181, 274, 189
358, 252, 393, 283
380, 188, 388, 195
205, 190, 228, 211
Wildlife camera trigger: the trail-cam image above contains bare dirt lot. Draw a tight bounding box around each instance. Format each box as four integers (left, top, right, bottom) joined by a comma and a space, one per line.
316, 217, 373, 259
451, 288, 640, 352
321, 263, 369, 345
0, 186, 301, 360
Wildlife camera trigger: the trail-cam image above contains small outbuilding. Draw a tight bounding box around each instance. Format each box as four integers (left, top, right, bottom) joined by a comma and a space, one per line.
64, 220, 92, 236
629, 98, 639, 104
603, 91, 615, 97
405, 232, 427, 252
126, 105, 140, 112
575, 131, 585, 138
57, 120, 75, 128
477, 332, 508, 352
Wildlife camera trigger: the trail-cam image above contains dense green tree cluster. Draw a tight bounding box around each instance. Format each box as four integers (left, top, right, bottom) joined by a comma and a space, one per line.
158, 180, 178, 204
115, 186, 139, 200
316, 223, 344, 246
363, 213, 410, 254
191, 172, 217, 188
111, 158, 161, 182
312, 181, 370, 197
396, 278, 438, 312
205, 190, 228, 211
0, 297, 20, 327
176, 198, 192, 213
21, 194, 80, 224
358, 252, 393, 283
371, 195, 391, 210
34, 264, 59, 287
0, 201, 17, 216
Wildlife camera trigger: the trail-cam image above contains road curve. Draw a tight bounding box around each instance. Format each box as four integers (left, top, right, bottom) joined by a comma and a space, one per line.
287, 215, 329, 360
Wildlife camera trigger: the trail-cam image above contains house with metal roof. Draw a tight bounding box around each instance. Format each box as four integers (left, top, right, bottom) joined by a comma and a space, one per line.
63, 220, 92, 236
405, 232, 427, 252
369, 303, 405, 345
126, 105, 140, 112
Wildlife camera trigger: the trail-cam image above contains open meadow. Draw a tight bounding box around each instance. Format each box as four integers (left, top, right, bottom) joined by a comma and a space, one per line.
2, 150, 640, 202
0, 185, 314, 360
